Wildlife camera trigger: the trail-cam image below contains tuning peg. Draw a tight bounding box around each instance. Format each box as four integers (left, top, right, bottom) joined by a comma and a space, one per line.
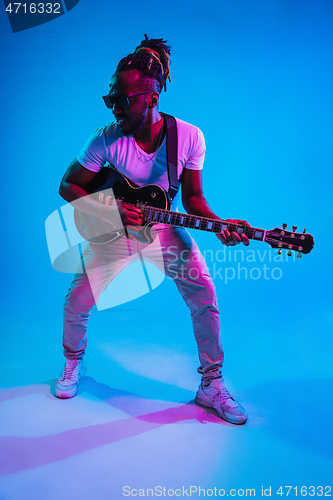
287, 250, 292, 257
278, 249, 282, 255
292, 226, 297, 232
297, 252, 302, 258
303, 228, 306, 233
283, 223, 287, 230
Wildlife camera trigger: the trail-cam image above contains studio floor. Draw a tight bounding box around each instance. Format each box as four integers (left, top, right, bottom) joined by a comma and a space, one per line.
1, 280, 332, 500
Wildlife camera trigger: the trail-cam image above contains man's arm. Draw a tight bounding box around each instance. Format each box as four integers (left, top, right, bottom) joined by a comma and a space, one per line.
59, 159, 142, 226
181, 168, 249, 246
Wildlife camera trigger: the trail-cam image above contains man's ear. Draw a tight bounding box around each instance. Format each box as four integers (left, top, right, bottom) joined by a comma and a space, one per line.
150, 92, 159, 107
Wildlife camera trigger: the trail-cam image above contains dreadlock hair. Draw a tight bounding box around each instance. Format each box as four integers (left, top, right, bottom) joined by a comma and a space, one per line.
114, 34, 171, 93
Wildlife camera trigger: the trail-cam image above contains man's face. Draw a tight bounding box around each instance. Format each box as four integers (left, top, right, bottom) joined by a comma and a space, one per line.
108, 69, 152, 136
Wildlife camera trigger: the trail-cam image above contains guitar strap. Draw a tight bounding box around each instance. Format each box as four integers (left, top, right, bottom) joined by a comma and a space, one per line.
161, 112, 179, 203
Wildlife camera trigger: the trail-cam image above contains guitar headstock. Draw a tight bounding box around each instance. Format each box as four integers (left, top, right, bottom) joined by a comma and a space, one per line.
265, 225, 314, 257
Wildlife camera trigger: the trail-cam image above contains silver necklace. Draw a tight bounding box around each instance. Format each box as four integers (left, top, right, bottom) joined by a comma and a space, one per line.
132, 117, 165, 163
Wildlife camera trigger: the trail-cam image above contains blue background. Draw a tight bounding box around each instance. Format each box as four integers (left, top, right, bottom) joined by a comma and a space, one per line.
0, 0, 332, 498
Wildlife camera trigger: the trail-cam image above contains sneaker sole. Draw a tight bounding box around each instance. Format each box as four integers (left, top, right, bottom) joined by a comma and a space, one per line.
195, 394, 215, 410
54, 386, 79, 399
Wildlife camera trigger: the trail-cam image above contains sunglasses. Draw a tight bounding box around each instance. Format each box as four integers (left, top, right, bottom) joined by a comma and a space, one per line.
102, 91, 155, 110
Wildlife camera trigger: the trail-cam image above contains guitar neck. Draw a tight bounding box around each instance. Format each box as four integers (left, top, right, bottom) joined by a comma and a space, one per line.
142, 206, 266, 242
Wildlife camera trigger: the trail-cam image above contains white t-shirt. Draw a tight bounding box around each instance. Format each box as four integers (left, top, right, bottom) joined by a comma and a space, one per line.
77, 116, 206, 210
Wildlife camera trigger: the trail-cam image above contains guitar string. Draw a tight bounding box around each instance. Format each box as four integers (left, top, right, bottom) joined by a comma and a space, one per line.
265, 237, 302, 249
142, 209, 307, 249
141, 205, 261, 236
142, 206, 307, 242
111, 199, 264, 238
85, 198, 306, 251
105, 196, 258, 236
109, 199, 306, 245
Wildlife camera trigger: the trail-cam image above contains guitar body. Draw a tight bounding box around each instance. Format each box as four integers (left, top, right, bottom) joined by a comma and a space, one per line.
74, 167, 170, 244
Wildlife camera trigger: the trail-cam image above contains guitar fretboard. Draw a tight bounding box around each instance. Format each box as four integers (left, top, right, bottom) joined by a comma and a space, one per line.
142, 206, 266, 242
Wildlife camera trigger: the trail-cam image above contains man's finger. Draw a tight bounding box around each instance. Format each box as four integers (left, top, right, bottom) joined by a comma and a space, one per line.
120, 202, 142, 214
223, 230, 233, 246
231, 232, 241, 244
241, 234, 250, 246
217, 232, 228, 245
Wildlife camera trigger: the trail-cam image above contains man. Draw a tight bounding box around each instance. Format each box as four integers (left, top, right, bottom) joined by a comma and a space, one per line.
56, 35, 250, 425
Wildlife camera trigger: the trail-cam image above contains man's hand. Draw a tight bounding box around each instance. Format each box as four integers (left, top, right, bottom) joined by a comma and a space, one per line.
216, 219, 250, 246
116, 202, 144, 240
117, 202, 143, 226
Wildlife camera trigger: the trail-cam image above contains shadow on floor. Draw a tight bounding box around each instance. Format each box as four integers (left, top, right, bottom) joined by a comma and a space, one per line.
3, 376, 330, 475
0, 376, 226, 475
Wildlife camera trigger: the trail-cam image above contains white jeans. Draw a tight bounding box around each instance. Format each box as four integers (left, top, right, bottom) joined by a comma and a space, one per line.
63, 226, 224, 382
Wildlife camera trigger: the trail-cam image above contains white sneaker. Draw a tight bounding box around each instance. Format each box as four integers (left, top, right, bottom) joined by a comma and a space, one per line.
55, 359, 87, 399
195, 379, 248, 425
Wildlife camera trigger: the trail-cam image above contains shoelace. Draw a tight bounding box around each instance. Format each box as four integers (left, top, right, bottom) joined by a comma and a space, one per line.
212, 386, 233, 405
62, 362, 79, 381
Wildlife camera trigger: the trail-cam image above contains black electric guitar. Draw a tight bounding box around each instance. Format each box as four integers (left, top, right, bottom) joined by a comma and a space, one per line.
74, 167, 314, 257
